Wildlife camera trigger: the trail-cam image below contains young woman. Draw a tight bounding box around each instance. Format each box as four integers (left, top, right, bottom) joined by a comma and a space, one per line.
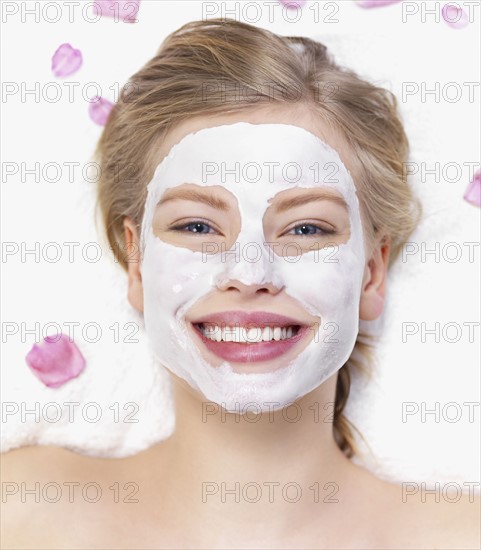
2, 19, 479, 549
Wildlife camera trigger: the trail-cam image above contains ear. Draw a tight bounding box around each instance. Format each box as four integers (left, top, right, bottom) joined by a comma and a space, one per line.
359, 237, 390, 321
123, 217, 144, 314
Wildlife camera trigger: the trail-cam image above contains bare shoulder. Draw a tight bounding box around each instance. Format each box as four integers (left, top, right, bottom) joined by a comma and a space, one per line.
420, 490, 480, 549
383, 479, 481, 549
1, 443, 170, 549
1, 443, 89, 477
1, 445, 121, 549
1, 443, 108, 494
429, 493, 481, 550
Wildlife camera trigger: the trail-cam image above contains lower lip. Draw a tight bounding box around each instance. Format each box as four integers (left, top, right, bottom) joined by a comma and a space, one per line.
190, 323, 310, 363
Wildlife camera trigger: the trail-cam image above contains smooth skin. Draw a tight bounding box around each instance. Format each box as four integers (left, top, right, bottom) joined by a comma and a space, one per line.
2, 105, 479, 549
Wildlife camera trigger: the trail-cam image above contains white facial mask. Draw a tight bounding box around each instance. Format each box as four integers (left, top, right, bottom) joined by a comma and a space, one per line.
139, 122, 366, 412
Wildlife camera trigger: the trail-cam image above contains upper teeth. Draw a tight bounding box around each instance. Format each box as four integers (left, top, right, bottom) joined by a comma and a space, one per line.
199, 324, 297, 343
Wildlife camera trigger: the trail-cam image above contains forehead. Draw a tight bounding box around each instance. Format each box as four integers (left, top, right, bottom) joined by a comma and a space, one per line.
146, 122, 357, 211
148, 107, 355, 176
161, 123, 345, 172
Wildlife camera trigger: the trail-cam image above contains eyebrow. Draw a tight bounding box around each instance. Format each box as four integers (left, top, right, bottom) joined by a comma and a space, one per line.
273, 190, 349, 213
157, 188, 230, 211
157, 187, 348, 212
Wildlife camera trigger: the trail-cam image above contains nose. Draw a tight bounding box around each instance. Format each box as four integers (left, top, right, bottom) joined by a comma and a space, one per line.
216, 278, 282, 297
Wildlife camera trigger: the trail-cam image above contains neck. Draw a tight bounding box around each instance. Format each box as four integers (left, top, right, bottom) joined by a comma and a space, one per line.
172, 373, 345, 477
143, 372, 360, 544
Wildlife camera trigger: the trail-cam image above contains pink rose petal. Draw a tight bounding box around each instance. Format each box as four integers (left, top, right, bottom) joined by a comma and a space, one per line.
26, 333, 86, 388
279, 0, 307, 9
442, 3, 469, 29
88, 96, 114, 126
464, 170, 481, 207
92, 0, 140, 22
355, 0, 401, 7
51, 43, 83, 77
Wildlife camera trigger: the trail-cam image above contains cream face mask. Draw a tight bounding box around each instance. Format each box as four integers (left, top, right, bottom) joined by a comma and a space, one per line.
139, 122, 366, 412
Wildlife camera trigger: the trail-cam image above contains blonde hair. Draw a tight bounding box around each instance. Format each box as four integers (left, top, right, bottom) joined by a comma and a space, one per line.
94, 18, 421, 457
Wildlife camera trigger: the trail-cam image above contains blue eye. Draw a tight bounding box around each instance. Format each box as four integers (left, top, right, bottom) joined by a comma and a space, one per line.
287, 223, 336, 237
170, 220, 217, 235
169, 220, 337, 237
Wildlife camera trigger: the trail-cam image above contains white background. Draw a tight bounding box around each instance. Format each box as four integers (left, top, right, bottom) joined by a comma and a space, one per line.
1, 0, 480, 489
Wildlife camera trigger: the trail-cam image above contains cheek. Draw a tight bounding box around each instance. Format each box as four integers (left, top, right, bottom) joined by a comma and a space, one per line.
285, 250, 360, 310
141, 231, 223, 323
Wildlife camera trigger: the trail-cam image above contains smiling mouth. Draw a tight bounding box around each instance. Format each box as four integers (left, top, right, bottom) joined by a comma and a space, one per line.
193, 322, 302, 343
190, 322, 310, 364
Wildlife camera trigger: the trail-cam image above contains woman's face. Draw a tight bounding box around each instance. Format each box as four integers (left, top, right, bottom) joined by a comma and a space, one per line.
126, 106, 388, 411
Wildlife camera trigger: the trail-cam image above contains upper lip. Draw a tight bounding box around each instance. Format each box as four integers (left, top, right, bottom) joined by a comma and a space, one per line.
189, 310, 309, 328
